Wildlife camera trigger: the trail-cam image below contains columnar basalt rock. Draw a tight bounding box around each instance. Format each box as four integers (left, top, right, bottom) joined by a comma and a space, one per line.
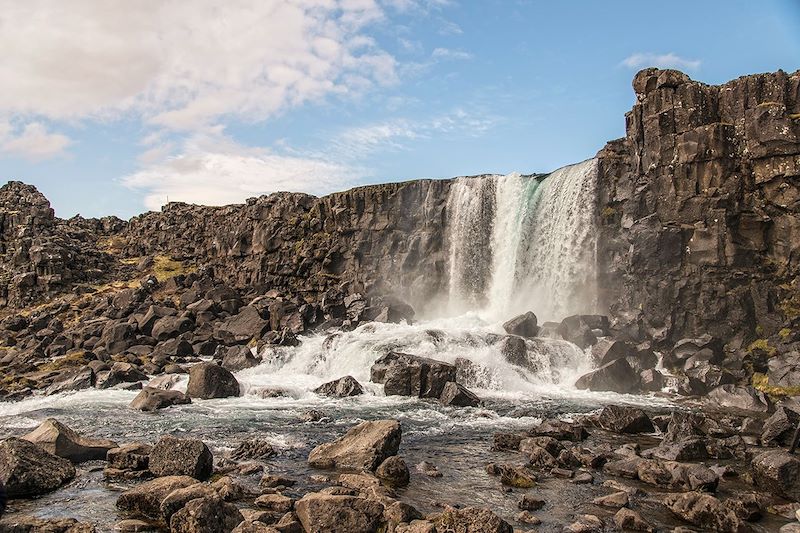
597, 68, 800, 345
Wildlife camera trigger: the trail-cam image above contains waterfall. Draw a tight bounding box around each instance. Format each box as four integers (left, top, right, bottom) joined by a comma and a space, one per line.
446, 158, 599, 322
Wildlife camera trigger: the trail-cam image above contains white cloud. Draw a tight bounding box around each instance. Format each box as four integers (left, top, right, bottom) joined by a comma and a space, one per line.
0, 0, 396, 130
431, 47, 473, 60
0, 121, 71, 160
621, 52, 701, 71
438, 20, 463, 35
122, 133, 357, 211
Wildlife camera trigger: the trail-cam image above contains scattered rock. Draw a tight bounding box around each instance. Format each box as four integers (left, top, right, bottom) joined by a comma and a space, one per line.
169, 494, 244, 533
370, 352, 455, 398
575, 358, 637, 394
433, 506, 513, 533
376, 456, 410, 487
22, 418, 117, 462
294, 493, 385, 533
129, 387, 191, 411
313, 376, 364, 397
439, 381, 481, 407
613, 508, 653, 532
116, 475, 198, 520
597, 405, 654, 434
502, 312, 539, 338
0, 437, 76, 497
308, 419, 401, 471
230, 438, 276, 461
752, 450, 800, 501
149, 435, 213, 480
186, 362, 240, 399
664, 491, 745, 532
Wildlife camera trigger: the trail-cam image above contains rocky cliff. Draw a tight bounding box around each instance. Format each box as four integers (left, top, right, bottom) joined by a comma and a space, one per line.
597, 68, 800, 347
1, 68, 799, 349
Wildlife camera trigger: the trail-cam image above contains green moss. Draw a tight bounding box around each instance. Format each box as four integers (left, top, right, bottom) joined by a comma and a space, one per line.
36, 350, 90, 372
753, 372, 800, 399
755, 324, 764, 336
779, 328, 792, 340
153, 255, 197, 282
747, 339, 777, 357
789, 113, 800, 121
601, 206, 617, 219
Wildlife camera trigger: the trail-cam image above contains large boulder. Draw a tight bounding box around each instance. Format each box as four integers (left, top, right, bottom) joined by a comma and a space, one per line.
762, 405, 800, 446
591, 339, 636, 366
439, 381, 481, 407
308, 419, 401, 471
575, 358, 637, 394
664, 492, 745, 532
221, 346, 261, 372
0, 516, 96, 532
596, 405, 654, 434
149, 435, 213, 480
169, 494, 243, 533
0, 438, 76, 498
116, 475, 198, 520
152, 316, 194, 342
768, 352, 800, 388
752, 450, 800, 501
186, 362, 240, 399
433, 506, 513, 533
370, 352, 455, 398
557, 315, 598, 349
129, 387, 191, 412
22, 418, 117, 463
214, 306, 268, 345
376, 456, 410, 487
313, 376, 364, 397
96, 362, 148, 389
707, 385, 770, 413
664, 335, 724, 370
502, 312, 539, 338
294, 493, 385, 533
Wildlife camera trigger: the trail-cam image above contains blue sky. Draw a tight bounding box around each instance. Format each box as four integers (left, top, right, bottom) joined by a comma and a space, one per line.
1, 0, 798, 219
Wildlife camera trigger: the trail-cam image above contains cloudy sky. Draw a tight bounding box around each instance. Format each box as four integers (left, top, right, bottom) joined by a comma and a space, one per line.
1, 0, 798, 218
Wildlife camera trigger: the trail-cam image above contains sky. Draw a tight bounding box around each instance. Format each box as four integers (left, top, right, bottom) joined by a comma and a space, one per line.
1, 0, 799, 219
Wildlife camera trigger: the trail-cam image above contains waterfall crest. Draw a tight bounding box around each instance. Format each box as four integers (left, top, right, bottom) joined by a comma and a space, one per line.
446, 158, 599, 321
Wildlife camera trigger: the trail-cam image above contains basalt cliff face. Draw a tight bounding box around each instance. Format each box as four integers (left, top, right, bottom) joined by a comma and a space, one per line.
597, 68, 800, 347
1, 68, 799, 348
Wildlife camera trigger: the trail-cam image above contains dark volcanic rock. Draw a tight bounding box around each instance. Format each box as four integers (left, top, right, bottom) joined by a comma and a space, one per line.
221, 345, 261, 372
375, 456, 410, 487
148, 435, 213, 480
169, 495, 244, 533
502, 311, 539, 338
597, 405, 654, 434
22, 418, 117, 462
434, 506, 513, 533
0, 437, 76, 497
557, 315, 598, 349
308, 419, 401, 471
186, 362, 240, 399
129, 387, 191, 411
752, 450, 800, 501
116, 475, 198, 520
439, 381, 481, 407
575, 358, 637, 393
313, 376, 364, 397
294, 493, 385, 533
370, 352, 456, 399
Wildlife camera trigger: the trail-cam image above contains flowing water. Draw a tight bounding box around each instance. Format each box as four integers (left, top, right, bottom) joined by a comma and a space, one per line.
0, 157, 644, 531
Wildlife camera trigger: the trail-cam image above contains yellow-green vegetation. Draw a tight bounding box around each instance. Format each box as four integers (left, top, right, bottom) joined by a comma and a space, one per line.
119, 258, 140, 266
747, 338, 777, 357
153, 254, 197, 282
36, 350, 90, 372
601, 206, 617, 219
789, 113, 800, 121
755, 324, 764, 336
753, 372, 800, 399
779, 328, 792, 340
0, 374, 36, 392
97, 235, 128, 255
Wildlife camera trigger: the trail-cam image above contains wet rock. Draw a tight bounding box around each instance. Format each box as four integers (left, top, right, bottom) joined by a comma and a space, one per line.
499, 336, 528, 368
396, 521, 435, 533
557, 316, 598, 349
0, 437, 76, 497
575, 358, 637, 394
761, 405, 800, 446
613, 508, 652, 532
521, 436, 564, 457
186, 362, 240, 399
152, 316, 193, 342
116, 475, 198, 520
221, 345, 261, 372
308, 419, 401, 471
259, 474, 295, 489
664, 492, 745, 532
707, 385, 770, 413
376, 456, 410, 487
636, 459, 718, 492
115, 519, 156, 532
752, 450, 800, 501
439, 381, 481, 407
294, 493, 385, 533
530, 419, 588, 441
160, 483, 217, 522
591, 338, 636, 366
487, 463, 536, 488
129, 387, 191, 411
230, 438, 276, 461
416, 461, 442, 478
255, 493, 294, 513
564, 514, 604, 533
231, 521, 277, 533
371, 352, 456, 399
169, 494, 244, 533
107, 442, 152, 473
645, 438, 708, 462
214, 306, 268, 345
592, 490, 629, 508
313, 376, 364, 397
22, 418, 117, 463
97, 362, 148, 389
46, 366, 95, 395
300, 410, 325, 422
147, 374, 182, 390
434, 506, 513, 533
727, 492, 765, 522
502, 311, 539, 338
664, 336, 725, 371
492, 433, 522, 451
0, 516, 97, 532
597, 405, 654, 434
149, 435, 213, 480
516, 511, 541, 525
639, 368, 664, 391
518, 495, 545, 511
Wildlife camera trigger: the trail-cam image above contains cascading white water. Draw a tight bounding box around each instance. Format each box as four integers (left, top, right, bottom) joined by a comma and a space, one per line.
447, 159, 599, 322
